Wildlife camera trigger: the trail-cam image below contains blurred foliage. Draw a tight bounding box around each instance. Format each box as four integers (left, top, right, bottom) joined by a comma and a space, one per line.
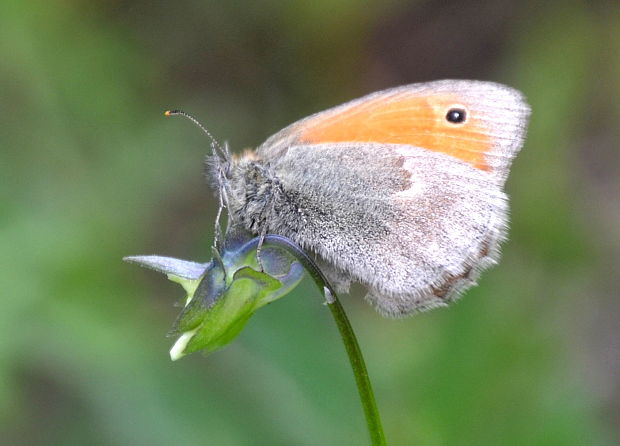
2, 0, 619, 445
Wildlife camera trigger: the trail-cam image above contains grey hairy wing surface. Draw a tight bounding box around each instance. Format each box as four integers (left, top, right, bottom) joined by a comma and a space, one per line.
264, 143, 508, 316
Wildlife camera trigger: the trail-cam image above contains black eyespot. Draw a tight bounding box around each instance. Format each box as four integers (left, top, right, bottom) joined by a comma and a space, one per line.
446, 108, 467, 124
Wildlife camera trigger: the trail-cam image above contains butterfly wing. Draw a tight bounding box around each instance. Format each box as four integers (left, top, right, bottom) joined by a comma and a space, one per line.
265, 142, 506, 315
254, 80, 529, 315
259, 80, 529, 184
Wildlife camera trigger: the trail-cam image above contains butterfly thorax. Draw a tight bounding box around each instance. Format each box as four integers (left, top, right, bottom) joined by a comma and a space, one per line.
224, 155, 282, 235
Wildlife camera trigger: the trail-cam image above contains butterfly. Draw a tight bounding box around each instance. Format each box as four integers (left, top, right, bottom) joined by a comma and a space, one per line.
180, 80, 530, 316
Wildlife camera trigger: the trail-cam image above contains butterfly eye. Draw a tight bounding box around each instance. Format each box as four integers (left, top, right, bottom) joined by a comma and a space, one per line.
445, 108, 467, 124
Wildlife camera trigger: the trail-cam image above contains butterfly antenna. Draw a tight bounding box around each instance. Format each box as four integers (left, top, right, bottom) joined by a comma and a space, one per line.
164, 109, 227, 160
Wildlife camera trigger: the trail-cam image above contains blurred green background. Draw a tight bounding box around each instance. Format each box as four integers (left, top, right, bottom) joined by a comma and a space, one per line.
2, 0, 619, 444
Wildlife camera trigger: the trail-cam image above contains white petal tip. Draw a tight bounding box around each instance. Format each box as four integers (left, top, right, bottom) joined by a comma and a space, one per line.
169, 329, 198, 361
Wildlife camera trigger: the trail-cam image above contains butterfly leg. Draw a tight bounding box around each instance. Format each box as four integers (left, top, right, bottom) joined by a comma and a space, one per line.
255, 223, 268, 272
212, 186, 226, 250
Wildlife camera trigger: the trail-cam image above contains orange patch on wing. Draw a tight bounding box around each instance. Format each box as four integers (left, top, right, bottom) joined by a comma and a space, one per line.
298, 94, 492, 170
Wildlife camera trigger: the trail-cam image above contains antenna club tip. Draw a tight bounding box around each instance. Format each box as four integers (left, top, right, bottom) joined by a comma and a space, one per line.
164, 110, 172, 116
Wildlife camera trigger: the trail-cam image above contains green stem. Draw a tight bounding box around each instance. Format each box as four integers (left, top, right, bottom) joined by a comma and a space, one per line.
263, 236, 387, 445
326, 295, 386, 445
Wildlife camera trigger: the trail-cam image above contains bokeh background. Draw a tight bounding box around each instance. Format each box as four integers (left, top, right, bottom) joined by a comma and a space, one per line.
2, 0, 619, 444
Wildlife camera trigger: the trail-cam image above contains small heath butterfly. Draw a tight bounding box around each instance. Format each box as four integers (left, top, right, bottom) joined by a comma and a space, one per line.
172, 80, 530, 316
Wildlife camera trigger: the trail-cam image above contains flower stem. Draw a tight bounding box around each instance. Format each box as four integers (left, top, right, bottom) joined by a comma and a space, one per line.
263, 235, 387, 445
326, 295, 387, 445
